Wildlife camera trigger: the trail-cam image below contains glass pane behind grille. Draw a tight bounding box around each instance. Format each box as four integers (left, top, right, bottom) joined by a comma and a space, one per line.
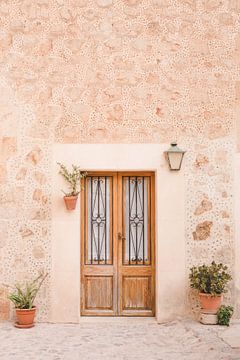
85, 176, 112, 265
123, 177, 150, 265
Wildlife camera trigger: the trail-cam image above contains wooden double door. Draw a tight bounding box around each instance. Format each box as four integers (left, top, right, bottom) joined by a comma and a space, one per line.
81, 172, 155, 316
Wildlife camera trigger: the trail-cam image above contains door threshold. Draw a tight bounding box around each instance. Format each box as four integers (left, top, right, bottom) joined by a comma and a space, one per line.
79, 317, 157, 323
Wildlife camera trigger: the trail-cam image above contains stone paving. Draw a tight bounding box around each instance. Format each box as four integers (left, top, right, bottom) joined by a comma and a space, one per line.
0, 318, 240, 360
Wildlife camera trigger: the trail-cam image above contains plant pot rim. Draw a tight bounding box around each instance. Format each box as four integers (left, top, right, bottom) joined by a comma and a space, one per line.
15, 306, 36, 311
63, 195, 79, 198
199, 293, 222, 297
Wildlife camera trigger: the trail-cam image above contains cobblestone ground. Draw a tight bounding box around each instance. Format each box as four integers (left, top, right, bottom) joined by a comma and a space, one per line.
1, 318, 240, 360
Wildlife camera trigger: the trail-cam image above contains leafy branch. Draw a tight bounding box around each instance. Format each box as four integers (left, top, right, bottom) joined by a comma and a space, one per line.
189, 261, 232, 296
57, 162, 87, 197
217, 305, 234, 326
8, 273, 48, 310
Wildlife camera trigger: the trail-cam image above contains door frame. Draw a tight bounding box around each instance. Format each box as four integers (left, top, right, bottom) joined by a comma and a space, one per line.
80, 171, 156, 316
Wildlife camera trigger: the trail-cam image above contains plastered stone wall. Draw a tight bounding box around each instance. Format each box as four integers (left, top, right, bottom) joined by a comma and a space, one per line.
0, 0, 239, 320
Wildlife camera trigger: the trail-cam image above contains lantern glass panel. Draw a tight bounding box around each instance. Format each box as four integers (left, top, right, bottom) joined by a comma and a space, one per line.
168, 152, 183, 170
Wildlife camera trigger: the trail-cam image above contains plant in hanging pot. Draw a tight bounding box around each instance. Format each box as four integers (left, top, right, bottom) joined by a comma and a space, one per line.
8, 273, 48, 328
189, 261, 232, 313
57, 162, 87, 210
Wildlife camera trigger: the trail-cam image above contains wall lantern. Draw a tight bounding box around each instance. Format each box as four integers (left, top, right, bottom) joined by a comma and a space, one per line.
164, 142, 186, 171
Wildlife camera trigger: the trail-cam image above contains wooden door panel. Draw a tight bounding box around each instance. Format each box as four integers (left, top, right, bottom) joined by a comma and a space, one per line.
122, 276, 151, 310
85, 276, 113, 310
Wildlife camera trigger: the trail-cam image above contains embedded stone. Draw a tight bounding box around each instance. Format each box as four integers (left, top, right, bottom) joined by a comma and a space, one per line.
147, 21, 161, 35
194, 198, 213, 216
152, 0, 170, 6
0, 163, 7, 183
0, 137, 17, 160
33, 245, 45, 259
64, 87, 83, 101
29, 208, 47, 221
195, 154, 209, 168
107, 104, 124, 122
0, 186, 24, 205
124, 0, 141, 5
221, 211, 230, 218
25, 146, 43, 165
0, 297, 9, 321
28, 122, 50, 139
19, 226, 34, 238
156, 107, 163, 117
59, 7, 75, 21
102, 87, 121, 103
132, 38, 149, 51
224, 225, 230, 234
96, 0, 113, 7
204, 0, 223, 11
42, 227, 48, 237
229, 0, 240, 12
33, 189, 48, 205
219, 12, 235, 26
0, 223, 7, 248
83, 8, 99, 20
0, 33, 12, 51
235, 82, 240, 104
207, 124, 228, 140
38, 87, 52, 103
36, 39, 52, 56
71, 0, 87, 6
16, 167, 27, 181
215, 150, 227, 165
34, 171, 47, 185
178, 0, 196, 10
64, 39, 84, 53
220, 173, 230, 184
193, 221, 213, 241
36, 105, 62, 124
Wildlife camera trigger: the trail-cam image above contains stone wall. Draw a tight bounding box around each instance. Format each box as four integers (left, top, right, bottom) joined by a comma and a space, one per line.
0, 0, 239, 320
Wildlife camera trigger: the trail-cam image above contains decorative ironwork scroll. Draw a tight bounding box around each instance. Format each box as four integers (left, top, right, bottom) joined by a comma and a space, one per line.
123, 177, 150, 265
85, 176, 112, 265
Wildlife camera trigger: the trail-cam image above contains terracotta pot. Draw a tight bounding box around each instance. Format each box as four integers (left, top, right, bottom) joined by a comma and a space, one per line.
64, 195, 78, 210
199, 293, 223, 313
15, 307, 36, 327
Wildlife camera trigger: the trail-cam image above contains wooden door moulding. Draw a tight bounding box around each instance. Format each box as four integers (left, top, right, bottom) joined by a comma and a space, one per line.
80, 171, 155, 317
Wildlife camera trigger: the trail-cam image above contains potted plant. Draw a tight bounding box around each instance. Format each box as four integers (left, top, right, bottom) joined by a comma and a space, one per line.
189, 261, 232, 313
57, 162, 87, 210
217, 305, 234, 326
8, 273, 48, 328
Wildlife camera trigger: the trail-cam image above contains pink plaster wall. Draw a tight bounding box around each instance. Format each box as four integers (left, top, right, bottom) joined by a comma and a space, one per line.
0, 0, 239, 320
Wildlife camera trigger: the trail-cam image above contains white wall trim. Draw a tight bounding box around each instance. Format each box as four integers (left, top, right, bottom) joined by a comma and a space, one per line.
234, 154, 240, 315
51, 144, 186, 323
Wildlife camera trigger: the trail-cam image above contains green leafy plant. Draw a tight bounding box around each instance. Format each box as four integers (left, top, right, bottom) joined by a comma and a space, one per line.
8, 273, 48, 309
57, 162, 87, 197
217, 305, 234, 326
189, 261, 232, 296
